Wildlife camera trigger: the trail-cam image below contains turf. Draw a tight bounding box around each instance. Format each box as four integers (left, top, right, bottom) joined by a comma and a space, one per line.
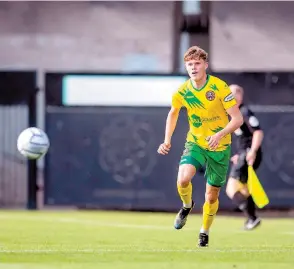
0, 210, 293, 269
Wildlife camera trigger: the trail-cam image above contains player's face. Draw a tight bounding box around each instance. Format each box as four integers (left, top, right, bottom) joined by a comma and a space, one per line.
185, 59, 208, 81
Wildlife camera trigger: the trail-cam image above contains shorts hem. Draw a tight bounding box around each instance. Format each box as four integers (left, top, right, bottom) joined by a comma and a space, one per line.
180, 156, 202, 170
207, 181, 224, 188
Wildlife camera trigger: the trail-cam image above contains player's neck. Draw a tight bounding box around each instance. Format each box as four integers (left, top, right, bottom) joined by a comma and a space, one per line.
191, 74, 208, 89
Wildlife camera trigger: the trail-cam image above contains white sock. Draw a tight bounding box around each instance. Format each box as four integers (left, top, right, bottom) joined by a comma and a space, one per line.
183, 203, 192, 208
200, 227, 209, 235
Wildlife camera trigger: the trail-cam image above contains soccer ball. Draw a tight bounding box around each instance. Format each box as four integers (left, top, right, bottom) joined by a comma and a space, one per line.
17, 127, 50, 160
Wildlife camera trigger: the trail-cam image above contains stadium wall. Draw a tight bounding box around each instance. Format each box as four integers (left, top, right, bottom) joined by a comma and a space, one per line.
44, 72, 294, 211
210, 1, 294, 71
0, 1, 174, 72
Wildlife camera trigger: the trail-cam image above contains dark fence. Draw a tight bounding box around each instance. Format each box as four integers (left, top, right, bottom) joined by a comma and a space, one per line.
0, 71, 38, 208
44, 72, 294, 211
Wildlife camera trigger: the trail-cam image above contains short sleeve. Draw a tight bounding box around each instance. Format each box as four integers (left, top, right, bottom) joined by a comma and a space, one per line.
220, 83, 237, 110
242, 106, 261, 130
171, 91, 183, 109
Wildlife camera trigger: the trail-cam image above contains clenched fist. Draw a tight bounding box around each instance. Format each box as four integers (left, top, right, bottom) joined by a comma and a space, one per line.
157, 142, 171, 155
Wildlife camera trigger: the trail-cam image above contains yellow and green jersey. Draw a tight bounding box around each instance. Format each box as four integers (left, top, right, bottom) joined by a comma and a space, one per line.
172, 75, 237, 151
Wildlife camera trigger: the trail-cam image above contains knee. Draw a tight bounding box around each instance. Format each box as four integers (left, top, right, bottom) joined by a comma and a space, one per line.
177, 164, 196, 187
177, 177, 191, 187
205, 191, 218, 204
240, 186, 250, 197
226, 178, 239, 198
225, 184, 232, 197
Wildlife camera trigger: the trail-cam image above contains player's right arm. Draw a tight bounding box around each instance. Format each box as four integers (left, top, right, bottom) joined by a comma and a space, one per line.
243, 107, 264, 165
157, 90, 183, 155
243, 107, 263, 153
164, 106, 181, 144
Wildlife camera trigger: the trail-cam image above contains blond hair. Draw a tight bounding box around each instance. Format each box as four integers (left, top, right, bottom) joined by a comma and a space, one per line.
184, 46, 208, 62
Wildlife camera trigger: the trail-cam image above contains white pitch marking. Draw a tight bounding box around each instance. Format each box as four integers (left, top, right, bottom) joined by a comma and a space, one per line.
1, 248, 293, 254
0, 215, 195, 231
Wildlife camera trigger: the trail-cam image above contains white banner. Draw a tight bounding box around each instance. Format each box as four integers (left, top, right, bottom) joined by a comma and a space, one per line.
62, 75, 187, 107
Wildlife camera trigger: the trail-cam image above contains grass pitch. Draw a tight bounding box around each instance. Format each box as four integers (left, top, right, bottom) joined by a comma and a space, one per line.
0, 210, 293, 269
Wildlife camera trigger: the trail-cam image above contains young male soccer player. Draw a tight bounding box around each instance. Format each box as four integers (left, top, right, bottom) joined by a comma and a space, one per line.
226, 84, 264, 230
157, 46, 243, 247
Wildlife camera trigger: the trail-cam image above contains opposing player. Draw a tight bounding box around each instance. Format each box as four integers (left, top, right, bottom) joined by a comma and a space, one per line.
226, 84, 264, 230
157, 46, 243, 247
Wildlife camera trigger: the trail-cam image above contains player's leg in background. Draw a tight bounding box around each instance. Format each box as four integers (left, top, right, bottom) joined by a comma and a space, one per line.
226, 176, 260, 230
226, 150, 262, 230
174, 163, 196, 229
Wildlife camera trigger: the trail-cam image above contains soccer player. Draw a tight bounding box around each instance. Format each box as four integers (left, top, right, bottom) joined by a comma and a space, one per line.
157, 46, 243, 247
226, 84, 264, 230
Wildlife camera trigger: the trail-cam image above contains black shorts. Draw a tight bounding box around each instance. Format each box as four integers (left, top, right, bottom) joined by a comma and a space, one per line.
229, 149, 262, 184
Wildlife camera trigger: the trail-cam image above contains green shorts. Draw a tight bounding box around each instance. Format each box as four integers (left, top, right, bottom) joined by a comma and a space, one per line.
179, 142, 231, 187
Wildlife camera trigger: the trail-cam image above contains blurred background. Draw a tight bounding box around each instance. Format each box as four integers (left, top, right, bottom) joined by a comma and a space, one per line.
0, 1, 293, 214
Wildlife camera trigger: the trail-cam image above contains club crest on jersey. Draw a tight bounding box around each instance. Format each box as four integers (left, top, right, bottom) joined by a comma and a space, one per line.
206, 90, 215, 101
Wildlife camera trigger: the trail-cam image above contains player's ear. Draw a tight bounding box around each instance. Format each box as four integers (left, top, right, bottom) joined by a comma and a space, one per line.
205, 61, 208, 70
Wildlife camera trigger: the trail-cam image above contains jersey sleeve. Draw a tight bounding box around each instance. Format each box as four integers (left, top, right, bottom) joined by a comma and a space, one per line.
242, 106, 261, 130
219, 83, 237, 110
171, 89, 184, 109
171, 91, 182, 108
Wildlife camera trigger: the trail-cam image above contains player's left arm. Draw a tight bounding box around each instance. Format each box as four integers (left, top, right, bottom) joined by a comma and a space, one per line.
218, 105, 243, 138
246, 109, 264, 152
207, 83, 243, 150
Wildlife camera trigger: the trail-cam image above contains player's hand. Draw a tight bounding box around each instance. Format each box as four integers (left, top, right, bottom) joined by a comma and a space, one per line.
230, 154, 239, 165
246, 149, 256, 166
157, 142, 171, 155
206, 133, 222, 151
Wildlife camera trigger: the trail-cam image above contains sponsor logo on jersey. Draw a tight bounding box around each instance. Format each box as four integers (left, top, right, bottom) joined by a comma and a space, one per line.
189, 115, 221, 128
190, 114, 202, 128
202, 116, 221, 122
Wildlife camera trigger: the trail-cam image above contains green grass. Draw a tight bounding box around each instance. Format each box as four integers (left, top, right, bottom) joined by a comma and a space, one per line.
0, 210, 293, 268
